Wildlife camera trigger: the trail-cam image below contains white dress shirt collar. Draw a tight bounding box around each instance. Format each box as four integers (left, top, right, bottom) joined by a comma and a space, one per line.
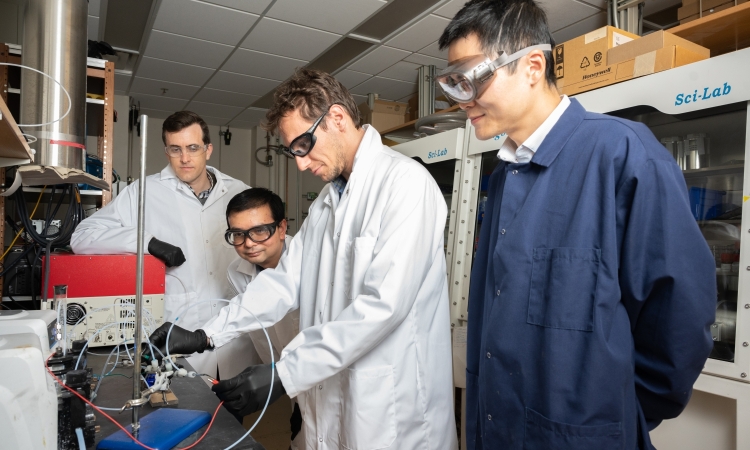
497, 95, 571, 164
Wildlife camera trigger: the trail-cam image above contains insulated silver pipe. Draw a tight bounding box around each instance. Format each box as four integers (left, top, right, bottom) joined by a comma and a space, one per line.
132, 115, 148, 435
21, 0, 88, 170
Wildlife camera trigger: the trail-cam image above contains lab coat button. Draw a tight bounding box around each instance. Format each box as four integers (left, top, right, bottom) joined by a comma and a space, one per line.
496, 290, 500, 296
336, 232, 340, 237
318, 385, 323, 390
319, 437, 323, 442
486, 352, 491, 358
488, 414, 492, 420
501, 229, 506, 235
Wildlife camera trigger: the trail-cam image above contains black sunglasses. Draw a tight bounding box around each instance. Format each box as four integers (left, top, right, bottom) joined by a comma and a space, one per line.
280, 104, 336, 158
224, 222, 279, 246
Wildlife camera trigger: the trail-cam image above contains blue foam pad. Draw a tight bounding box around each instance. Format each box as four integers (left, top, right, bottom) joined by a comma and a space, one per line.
97, 408, 211, 450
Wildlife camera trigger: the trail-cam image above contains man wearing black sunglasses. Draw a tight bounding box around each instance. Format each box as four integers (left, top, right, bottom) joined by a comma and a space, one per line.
223, 188, 303, 448
148, 68, 458, 449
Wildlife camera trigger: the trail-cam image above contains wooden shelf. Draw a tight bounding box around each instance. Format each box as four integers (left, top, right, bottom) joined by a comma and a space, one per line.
669, 2, 750, 56
0, 96, 33, 168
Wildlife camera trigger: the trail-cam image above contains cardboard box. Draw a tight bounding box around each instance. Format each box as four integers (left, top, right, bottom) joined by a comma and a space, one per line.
678, 0, 746, 20
608, 30, 709, 65
553, 26, 639, 91
358, 100, 409, 131
679, 1, 741, 23
559, 32, 709, 96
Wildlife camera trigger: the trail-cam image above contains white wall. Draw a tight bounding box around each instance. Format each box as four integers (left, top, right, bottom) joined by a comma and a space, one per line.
110, 95, 255, 193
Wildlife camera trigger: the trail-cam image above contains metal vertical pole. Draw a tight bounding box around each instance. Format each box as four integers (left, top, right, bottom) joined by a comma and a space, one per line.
131, 114, 148, 435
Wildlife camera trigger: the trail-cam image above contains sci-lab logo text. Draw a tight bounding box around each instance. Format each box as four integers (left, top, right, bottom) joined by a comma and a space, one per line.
428, 148, 448, 159
675, 82, 731, 106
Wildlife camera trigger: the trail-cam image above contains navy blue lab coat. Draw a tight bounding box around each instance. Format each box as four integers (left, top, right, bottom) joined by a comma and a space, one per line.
466, 99, 716, 450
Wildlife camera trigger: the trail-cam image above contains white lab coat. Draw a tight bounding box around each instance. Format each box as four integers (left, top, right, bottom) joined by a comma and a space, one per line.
71, 165, 249, 377
203, 126, 458, 450
226, 235, 304, 449
226, 236, 300, 367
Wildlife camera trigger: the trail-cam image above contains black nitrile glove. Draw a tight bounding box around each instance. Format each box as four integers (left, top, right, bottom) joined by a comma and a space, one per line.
143, 322, 208, 362
212, 364, 285, 417
148, 237, 186, 267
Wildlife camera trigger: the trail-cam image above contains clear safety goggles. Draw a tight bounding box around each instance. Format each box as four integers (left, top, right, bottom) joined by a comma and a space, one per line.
435, 44, 552, 103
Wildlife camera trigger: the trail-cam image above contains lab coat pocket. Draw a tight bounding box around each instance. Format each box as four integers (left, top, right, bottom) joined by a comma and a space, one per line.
340, 365, 397, 450
523, 408, 622, 450
346, 237, 376, 300
527, 247, 600, 331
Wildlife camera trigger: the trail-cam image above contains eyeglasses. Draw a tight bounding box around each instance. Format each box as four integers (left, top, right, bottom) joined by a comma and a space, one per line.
279, 105, 335, 158
224, 222, 279, 246
435, 44, 552, 103
164, 144, 208, 158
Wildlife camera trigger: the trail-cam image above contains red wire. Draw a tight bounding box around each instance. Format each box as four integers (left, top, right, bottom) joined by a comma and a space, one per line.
176, 400, 223, 450
44, 352, 223, 450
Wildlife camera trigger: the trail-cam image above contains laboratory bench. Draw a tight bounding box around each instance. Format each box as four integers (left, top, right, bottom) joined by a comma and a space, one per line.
86, 351, 263, 450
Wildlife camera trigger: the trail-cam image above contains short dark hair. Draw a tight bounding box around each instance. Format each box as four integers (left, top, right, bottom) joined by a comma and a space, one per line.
438, 0, 556, 86
226, 188, 285, 226
162, 111, 211, 145
264, 68, 361, 134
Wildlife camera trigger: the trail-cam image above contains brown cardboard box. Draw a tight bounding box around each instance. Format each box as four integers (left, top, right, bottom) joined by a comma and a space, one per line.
678, 0, 746, 20
559, 40, 708, 96
608, 30, 709, 65
679, 1, 742, 23
553, 26, 639, 92
358, 100, 409, 131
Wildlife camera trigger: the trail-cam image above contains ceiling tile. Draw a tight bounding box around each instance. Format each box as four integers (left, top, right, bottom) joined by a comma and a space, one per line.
404, 52, 447, 69
130, 93, 188, 113
347, 46, 411, 75
144, 30, 233, 69
222, 48, 305, 81
577, 0, 607, 9
154, 0, 258, 46
351, 76, 417, 101
114, 74, 132, 92
136, 57, 215, 86
432, 0, 465, 19
89, 0, 101, 17
130, 77, 201, 100
537, 0, 599, 33
235, 108, 269, 124
386, 14, 451, 52
267, 0, 386, 34
335, 70, 371, 89
418, 41, 447, 59
139, 108, 173, 119
186, 101, 244, 119
351, 94, 368, 106
551, 11, 606, 44
88, 16, 99, 40
241, 18, 340, 61
205, 71, 280, 96
377, 61, 421, 83
193, 88, 260, 108
396, 93, 416, 102
202, 0, 274, 15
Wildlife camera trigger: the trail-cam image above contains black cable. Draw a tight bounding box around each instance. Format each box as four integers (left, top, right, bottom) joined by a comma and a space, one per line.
42, 240, 52, 304
0, 244, 35, 279
4, 273, 26, 310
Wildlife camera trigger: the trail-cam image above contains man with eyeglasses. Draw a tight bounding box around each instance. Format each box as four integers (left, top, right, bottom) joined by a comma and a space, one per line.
147, 68, 458, 449
221, 187, 303, 446
71, 110, 249, 377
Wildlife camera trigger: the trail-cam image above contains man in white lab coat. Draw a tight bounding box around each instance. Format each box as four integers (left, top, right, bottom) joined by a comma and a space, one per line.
150, 69, 458, 449
222, 187, 303, 446
71, 111, 249, 377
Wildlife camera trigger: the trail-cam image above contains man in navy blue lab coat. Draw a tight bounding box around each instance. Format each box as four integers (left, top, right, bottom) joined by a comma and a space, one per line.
436, 1, 716, 449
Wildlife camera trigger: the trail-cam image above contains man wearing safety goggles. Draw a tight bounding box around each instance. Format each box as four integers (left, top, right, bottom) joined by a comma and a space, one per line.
147, 67, 458, 449
439, 1, 715, 450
